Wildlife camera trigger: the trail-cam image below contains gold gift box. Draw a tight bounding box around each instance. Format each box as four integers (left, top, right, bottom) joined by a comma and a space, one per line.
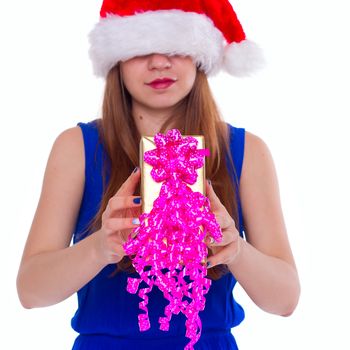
140, 135, 206, 214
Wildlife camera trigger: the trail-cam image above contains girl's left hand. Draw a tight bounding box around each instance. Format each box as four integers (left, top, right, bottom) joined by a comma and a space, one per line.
205, 180, 242, 268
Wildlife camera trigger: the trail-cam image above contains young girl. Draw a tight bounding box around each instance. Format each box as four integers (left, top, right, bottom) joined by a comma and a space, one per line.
16, 1, 300, 349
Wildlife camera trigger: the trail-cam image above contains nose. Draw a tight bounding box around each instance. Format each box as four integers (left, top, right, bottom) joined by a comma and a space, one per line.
148, 53, 172, 70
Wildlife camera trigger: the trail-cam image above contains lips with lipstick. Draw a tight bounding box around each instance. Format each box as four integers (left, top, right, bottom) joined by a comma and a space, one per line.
146, 77, 177, 89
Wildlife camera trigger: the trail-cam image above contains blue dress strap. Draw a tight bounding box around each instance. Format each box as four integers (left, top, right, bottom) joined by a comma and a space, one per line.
227, 123, 246, 237
74, 120, 104, 243
77, 120, 102, 179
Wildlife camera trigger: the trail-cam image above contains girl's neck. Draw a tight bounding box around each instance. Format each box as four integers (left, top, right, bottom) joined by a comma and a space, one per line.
132, 104, 175, 136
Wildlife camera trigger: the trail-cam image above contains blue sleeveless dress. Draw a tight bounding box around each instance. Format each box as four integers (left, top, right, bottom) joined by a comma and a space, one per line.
71, 120, 246, 350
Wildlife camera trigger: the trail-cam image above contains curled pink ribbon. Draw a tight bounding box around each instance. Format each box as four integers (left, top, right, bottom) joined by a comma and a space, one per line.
123, 129, 222, 350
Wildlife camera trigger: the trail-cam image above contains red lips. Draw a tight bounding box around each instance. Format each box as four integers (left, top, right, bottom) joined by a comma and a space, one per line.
146, 77, 177, 90
147, 77, 176, 84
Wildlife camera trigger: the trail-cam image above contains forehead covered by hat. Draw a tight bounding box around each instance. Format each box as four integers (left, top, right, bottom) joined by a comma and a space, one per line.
88, 0, 265, 78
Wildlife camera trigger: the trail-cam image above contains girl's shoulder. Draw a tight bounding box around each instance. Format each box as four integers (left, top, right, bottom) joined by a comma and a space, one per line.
240, 128, 278, 200
225, 122, 268, 156
54, 126, 85, 154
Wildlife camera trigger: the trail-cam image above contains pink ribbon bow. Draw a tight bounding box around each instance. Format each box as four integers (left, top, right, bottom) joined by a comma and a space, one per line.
123, 129, 222, 350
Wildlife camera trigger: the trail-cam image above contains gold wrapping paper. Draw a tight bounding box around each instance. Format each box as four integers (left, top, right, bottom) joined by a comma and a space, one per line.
140, 135, 206, 214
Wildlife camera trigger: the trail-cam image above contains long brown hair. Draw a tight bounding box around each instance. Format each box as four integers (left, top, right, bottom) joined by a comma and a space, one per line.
87, 62, 241, 280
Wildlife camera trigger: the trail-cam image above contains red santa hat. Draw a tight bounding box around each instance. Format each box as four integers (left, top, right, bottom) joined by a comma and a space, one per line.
88, 0, 265, 78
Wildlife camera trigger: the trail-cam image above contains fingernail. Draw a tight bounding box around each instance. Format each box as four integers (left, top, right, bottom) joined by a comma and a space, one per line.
133, 167, 139, 173
132, 218, 140, 225
133, 197, 141, 204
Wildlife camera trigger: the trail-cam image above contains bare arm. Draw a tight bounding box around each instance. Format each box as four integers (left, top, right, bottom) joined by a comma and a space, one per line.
16, 127, 102, 308
16, 127, 141, 308
229, 131, 300, 315
206, 131, 300, 316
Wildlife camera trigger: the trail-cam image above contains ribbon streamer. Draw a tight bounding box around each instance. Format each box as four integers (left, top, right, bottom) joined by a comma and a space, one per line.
123, 129, 222, 350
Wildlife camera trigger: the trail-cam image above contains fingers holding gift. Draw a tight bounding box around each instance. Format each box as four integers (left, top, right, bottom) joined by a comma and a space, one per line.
103, 217, 140, 237
205, 235, 217, 245
103, 195, 142, 219
206, 239, 241, 268
213, 211, 236, 231
95, 216, 141, 265
102, 167, 142, 218
205, 179, 236, 228
205, 227, 238, 247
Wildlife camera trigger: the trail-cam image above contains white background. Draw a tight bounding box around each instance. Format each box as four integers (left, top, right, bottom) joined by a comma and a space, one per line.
1, 0, 349, 349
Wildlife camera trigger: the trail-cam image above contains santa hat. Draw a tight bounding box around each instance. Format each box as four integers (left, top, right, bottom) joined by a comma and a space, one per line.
88, 0, 265, 78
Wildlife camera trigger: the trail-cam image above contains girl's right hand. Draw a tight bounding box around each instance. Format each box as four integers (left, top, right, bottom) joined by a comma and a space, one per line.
94, 167, 142, 265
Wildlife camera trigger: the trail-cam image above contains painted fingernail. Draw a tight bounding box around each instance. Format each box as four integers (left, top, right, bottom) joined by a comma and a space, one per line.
133, 197, 141, 204
133, 167, 139, 173
205, 237, 213, 245
132, 218, 140, 225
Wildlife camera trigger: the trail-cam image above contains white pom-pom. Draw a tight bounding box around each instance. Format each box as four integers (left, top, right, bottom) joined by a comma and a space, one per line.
223, 40, 266, 77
